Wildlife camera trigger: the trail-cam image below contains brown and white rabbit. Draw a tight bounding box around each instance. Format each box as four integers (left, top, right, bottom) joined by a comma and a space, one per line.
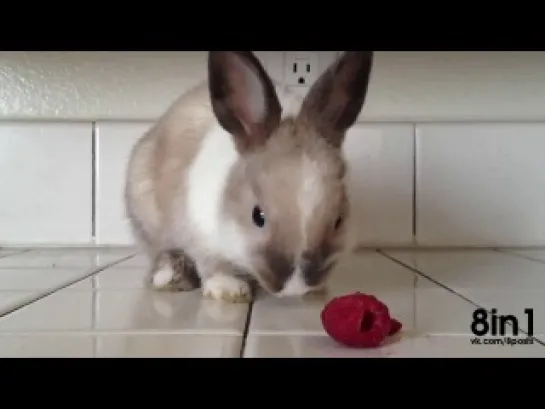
124, 51, 374, 303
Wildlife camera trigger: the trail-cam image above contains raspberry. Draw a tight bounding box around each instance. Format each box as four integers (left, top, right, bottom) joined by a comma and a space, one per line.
388, 318, 402, 336
320, 292, 403, 348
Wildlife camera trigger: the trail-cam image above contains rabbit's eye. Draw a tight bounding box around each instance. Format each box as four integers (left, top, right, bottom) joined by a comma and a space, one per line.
252, 205, 266, 228
334, 216, 343, 230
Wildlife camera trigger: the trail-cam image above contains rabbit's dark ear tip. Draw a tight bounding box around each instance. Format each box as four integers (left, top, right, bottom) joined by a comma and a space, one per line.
207, 50, 281, 154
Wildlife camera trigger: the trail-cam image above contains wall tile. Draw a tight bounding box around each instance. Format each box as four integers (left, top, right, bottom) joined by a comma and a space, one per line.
416, 123, 545, 246
95, 122, 153, 245
3, 52, 545, 122
343, 123, 415, 247
96, 122, 414, 247
0, 122, 92, 244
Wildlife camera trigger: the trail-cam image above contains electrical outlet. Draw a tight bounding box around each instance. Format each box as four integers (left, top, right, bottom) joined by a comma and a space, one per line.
283, 52, 320, 87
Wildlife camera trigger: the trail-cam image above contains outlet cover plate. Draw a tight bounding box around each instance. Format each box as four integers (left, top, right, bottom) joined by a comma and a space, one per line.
284, 52, 320, 87
283, 51, 340, 88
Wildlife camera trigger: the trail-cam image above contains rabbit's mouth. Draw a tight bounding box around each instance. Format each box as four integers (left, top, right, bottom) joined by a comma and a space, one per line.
249, 254, 337, 298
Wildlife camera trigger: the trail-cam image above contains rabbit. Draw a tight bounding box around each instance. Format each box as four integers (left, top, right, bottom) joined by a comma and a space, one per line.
124, 51, 374, 303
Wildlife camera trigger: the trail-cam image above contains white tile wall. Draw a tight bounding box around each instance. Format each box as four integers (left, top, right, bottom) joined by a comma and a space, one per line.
95, 121, 153, 245
3, 53, 545, 247
415, 123, 545, 246
2, 52, 545, 122
0, 52, 208, 122
343, 123, 414, 246
5, 119, 545, 247
0, 122, 93, 245
93, 121, 414, 247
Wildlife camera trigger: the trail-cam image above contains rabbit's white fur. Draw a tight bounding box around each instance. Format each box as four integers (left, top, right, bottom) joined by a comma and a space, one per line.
183, 85, 303, 271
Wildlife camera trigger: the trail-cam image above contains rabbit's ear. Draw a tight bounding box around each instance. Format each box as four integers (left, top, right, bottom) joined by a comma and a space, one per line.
208, 51, 282, 154
297, 52, 374, 148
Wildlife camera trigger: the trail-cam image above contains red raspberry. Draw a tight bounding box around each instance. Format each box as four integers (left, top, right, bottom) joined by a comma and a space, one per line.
320, 292, 403, 348
388, 318, 402, 336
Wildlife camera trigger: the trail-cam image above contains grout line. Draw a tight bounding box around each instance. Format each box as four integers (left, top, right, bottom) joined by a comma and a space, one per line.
356, 245, 545, 252
377, 250, 545, 346
355, 245, 504, 252
245, 330, 327, 337
0, 249, 31, 259
239, 292, 256, 358
91, 274, 97, 328
90, 268, 97, 327
412, 124, 417, 240
0, 245, 135, 250
0, 330, 248, 337
495, 248, 545, 266
239, 302, 254, 358
91, 268, 98, 356
413, 268, 418, 334
0, 253, 136, 319
91, 122, 97, 239
8, 119, 545, 125
377, 248, 485, 306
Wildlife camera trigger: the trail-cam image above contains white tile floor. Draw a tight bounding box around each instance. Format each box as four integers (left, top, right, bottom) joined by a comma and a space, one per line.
0, 247, 543, 357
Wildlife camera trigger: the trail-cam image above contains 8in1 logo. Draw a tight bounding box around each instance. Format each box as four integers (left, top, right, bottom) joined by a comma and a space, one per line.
470, 308, 535, 346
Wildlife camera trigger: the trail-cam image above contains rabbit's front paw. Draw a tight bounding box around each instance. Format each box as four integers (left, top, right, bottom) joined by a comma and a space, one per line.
202, 274, 252, 303
149, 249, 201, 292
150, 264, 197, 292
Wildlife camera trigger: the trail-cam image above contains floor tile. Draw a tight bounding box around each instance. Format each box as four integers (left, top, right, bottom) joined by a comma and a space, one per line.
110, 252, 149, 268
0, 249, 27, 258
248, 252, 517, 341
244, 334, 544, 358
1, 247, 541, 358
93, 266, 149, 290
0, 250, 129, 316
0, 248, 134, 269
0, 274, 90, 316
500, 248, 545, 263
383, 249, 545, 289
0, 268, 91, 291
383, 250, 545, 338
0, 291, 94, 331
95, 334, 242, 358
0, 333, 242, 358
0, 292, 40, 315
94, 290, 249, 334
0, 286, 249, 335
250, 288, 415, 336
414, 284, 481, 335
0, 334, 95, 357
85, 261, 250, 334
64, 279, 94, 290
249, 252, 416, 335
